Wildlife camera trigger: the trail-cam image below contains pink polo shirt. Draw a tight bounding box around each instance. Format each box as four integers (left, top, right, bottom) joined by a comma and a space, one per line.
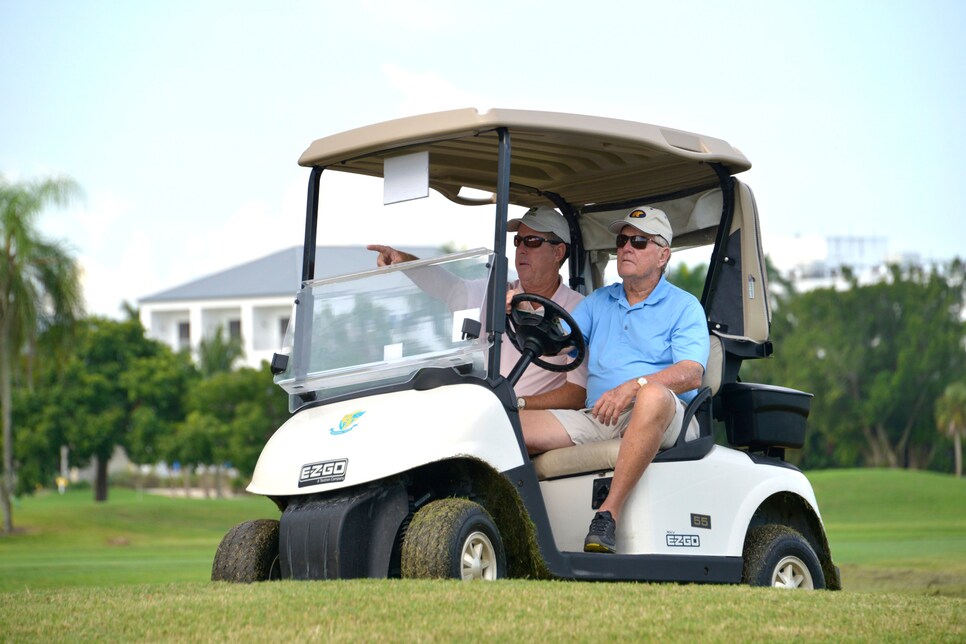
404, 266, 588, 397
500, 279, 588, 397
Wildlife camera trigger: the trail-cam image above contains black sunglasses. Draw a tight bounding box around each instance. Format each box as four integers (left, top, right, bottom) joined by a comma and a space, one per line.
616, 234, 659, 250
514, 234, 563, 248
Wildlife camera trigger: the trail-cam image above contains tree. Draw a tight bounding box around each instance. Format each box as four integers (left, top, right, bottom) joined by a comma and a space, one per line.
27, 317, 191, 502
0, 175, 82, 533
667, 262, 707, 300
122, 346, 199, 488
746, 260, 966, 469
936, 381, 966, 478
180, 363, 289, 481
197, 326, 245, 377
162, 410, 222, 497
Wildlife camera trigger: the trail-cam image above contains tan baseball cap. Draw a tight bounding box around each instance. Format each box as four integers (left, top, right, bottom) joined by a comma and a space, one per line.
508, 207, 571, 244
608, 206, 673, 246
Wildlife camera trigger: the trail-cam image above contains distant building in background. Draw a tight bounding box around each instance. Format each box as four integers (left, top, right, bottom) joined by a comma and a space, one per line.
139, 245, 443, 368
786, 235, 923, 291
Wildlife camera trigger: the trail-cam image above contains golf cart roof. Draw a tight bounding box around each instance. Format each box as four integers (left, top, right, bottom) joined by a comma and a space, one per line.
299, 108, 751, 210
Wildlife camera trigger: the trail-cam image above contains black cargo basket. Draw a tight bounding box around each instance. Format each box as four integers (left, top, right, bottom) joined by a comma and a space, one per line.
719, 383, 812, 450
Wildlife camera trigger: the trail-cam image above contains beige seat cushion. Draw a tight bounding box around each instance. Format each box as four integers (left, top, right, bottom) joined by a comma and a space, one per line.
533, 439, 621, 480
533, 336, 719, 481
534, 407, 708, 479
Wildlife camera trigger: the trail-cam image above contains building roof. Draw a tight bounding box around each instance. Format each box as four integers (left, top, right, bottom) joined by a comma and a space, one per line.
140, 245, 444, 303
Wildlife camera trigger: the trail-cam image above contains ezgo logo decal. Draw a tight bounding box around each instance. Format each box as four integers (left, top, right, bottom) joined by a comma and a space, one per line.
330, 411, 365, 435
298, 459, 348, 487
666, 533, 701, 547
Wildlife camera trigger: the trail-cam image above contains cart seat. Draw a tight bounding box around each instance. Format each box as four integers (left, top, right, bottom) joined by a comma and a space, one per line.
532, 335, 722, 481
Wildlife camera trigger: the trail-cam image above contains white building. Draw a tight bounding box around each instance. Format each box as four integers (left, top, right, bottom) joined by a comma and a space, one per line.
139, 245, 442, 368
785, 235, 923, 291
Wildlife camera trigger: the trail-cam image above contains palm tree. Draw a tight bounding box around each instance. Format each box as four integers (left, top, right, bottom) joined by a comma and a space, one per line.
197, 326, 245, 378
936, 381, 966, 478
1, 175, 83, 533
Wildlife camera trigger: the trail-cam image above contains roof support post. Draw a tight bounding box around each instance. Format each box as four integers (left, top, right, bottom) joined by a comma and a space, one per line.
301, 166, 324, 283
486, 128, 511, 382
699, 164, 736, 309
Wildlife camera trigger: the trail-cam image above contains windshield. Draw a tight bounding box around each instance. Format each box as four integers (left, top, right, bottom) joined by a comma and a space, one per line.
275, 248, 494, 410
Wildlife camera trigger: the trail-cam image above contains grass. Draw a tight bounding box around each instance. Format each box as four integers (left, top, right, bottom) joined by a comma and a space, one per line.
811, 469, 966, 596
0, 470, 964, 641
0, 488, 276, 591
1, 580, 964, 642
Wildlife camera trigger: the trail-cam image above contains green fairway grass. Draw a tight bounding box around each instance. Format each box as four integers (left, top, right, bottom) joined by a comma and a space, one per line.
2, 469, 964, 595
810, 468, 966, 596
1, 469, 965, 641
1, 580, 963, 642
0, 488, 276, 591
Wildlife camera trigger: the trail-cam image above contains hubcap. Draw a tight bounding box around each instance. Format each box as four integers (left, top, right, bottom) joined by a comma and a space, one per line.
460, 531, 498, 581
772, 555, 814, 589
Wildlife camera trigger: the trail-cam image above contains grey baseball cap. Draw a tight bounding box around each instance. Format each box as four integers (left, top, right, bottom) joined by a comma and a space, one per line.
608, 205, 673, 246
507, 207, 571, 244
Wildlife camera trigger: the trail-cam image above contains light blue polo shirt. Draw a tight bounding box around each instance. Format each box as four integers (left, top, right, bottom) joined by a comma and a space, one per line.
571, 276, 710, 407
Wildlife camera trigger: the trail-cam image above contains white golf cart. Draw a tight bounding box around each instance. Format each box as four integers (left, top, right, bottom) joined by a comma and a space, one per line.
212, 108, 840, 589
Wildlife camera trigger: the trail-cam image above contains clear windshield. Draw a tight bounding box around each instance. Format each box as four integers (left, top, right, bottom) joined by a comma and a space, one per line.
275, 248, 494, 409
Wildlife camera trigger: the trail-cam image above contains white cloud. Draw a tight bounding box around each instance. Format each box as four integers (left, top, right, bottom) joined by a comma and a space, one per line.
79, 229, 156, 317
177, 197, 303, 284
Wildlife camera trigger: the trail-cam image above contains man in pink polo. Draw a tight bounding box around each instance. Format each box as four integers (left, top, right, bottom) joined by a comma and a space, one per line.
369, 207, 587, 410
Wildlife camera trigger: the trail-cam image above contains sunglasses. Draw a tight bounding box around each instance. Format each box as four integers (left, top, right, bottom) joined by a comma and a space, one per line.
514, 234, 563, 248
616, 234, 660, 250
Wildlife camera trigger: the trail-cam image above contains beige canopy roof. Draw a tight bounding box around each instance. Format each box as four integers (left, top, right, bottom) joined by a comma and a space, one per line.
299, 108, 751, 210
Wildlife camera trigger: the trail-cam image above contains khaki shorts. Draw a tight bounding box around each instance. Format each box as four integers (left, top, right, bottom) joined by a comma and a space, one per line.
549, 396, 699, 449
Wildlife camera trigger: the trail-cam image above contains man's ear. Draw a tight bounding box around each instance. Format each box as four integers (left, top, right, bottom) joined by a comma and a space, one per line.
556, 242, 568, 264
659, 246, 671, 269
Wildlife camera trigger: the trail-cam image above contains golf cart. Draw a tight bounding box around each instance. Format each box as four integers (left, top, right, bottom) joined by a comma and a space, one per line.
212, 108, 840, 589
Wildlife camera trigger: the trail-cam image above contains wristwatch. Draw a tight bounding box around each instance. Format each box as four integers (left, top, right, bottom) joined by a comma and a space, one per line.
636, 377, 649, 388
517, 396, 527, 410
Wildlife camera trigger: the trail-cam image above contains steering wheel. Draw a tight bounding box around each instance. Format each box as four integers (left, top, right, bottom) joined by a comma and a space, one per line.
505, 293, 585, 373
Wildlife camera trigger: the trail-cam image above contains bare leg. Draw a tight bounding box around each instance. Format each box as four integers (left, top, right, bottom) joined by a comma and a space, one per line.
520, 410, 575, 455
597, 384, 676, 522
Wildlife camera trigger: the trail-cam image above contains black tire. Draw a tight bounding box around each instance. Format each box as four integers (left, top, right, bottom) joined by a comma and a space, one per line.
211, 519, 281, 583
742, 524, 826, 589
401, 498, 506, 581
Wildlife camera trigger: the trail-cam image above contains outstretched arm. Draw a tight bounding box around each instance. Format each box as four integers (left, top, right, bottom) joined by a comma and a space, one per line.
367, 244, 419, 267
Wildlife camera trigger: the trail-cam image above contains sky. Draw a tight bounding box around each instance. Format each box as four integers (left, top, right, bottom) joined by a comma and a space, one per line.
2, 0, 964, 318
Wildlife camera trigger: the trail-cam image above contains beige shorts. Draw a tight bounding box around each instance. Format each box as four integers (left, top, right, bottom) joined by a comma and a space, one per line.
549, 396, 699, 449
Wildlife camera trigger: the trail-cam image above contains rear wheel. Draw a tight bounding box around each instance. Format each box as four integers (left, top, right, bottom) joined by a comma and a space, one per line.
742, 524, 825, 589
211, 519, 281, 583
401, 498, 505, 580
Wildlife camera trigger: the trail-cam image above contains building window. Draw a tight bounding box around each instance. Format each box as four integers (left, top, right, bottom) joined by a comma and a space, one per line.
279, 317, 290, 342
178, 322, 190, 350
228, 319, 242, 341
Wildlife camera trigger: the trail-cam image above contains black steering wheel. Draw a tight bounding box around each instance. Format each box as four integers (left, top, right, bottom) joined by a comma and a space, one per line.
505, 293, 585, 373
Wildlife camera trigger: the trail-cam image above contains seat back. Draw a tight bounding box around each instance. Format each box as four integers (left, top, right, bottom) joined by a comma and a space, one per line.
702, 334, 723, 396
704, 180, 771, 344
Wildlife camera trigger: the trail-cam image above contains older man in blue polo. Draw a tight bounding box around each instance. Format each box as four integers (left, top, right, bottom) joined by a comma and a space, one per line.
519, 205, 709, 553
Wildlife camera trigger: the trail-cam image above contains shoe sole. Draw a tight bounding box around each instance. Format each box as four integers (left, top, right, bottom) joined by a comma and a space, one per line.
583, 542, 616, 554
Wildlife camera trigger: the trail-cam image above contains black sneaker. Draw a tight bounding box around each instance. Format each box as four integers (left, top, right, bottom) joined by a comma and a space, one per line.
583, 511, 617, 553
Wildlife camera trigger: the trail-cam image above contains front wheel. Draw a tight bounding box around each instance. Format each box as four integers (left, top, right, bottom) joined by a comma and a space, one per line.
742, 524, 825, 589
211, 519, 281, 583
401, 498, 506, 581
